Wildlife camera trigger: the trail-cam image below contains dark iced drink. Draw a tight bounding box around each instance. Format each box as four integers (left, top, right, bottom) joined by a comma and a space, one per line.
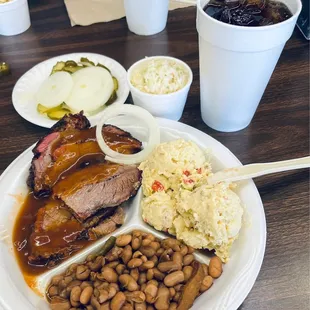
203, 0, 292, 26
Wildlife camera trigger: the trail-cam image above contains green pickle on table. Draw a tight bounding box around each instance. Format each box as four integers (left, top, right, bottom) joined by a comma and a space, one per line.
0, 62, 11, 77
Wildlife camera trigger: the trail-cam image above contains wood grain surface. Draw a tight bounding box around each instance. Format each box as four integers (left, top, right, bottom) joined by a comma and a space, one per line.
0, 1, 309, 309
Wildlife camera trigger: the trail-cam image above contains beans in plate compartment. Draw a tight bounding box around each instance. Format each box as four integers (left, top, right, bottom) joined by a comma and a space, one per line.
46, 230, 223, 310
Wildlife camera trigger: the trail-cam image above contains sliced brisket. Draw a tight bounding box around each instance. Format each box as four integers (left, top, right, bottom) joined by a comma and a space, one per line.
28, 113, 142, 198
53, 163, 141, 221
28, 112, 91, 197
83, 206, 117, 229
34, 200, 72, 232
91, 207, 125, 237
28, 200, 124, 265
50, 112, 90, 133
28, 199, 85, 265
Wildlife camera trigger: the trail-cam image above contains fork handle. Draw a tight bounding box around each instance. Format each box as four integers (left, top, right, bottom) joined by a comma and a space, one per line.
207, 156, 310, 185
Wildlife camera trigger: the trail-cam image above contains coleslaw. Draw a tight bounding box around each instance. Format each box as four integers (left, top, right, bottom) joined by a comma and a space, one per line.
130, 58, 189, 95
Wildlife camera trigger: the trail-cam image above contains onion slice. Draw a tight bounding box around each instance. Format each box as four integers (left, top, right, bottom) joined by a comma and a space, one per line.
96, 105, 160, 165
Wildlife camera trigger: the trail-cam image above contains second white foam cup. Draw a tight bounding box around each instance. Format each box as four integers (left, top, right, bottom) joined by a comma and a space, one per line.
124, 0, 169, 36
196, 0, 302, 132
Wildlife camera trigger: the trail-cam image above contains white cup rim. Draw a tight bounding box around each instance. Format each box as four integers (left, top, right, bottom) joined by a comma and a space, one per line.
197, 0, 302, 31
127, 56, 193, 98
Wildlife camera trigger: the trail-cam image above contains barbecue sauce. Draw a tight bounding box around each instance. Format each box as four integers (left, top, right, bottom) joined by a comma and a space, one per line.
12, 193, 94, 279
53, 162, 120, 198
13, 193, 46, 276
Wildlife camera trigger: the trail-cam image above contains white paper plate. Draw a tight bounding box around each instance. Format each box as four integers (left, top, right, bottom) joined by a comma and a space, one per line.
0, 118, 266, 310
12, 53, 129, 128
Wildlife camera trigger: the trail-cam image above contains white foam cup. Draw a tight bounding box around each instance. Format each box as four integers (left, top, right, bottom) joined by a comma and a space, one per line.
196, 0, 302, 132
0, 0, 31, 36
124, 0, 169, 36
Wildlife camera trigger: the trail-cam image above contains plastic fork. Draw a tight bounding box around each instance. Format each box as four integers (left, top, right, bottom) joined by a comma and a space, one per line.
207, 156, 310, 185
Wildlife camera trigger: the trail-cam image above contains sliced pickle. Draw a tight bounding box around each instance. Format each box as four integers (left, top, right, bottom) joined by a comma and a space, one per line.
47, 109, 70, 120
106, 90, 117, 106
64, 60, 78, 67
61, 102, 71, 111
37, 103, 51, 114
80, 57, 95, 66
37, 103, 71, 116
112, 76, 118, 91
97, 63, 111, 73
97, 236, 116, 256
63, 66, 83, 74
50, 61, 66, 75
37, 103, 61, 115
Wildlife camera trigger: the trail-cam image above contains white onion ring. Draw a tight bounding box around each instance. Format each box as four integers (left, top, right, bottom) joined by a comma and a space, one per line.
96, 105, 160, 165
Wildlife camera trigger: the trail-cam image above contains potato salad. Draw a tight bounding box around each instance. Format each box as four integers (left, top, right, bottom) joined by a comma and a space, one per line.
139, 139, 244, 262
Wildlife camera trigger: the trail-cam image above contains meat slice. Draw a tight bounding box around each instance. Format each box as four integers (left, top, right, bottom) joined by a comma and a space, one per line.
28, 200, 86, 265
43, 141, 104, 188
53, 163, 141, 221
27, 132, 61, 197
27, 113, 142, 198
50, 112, 91, 133
102, 124, 142, 154
28, 201, 121, 265
34, 200, 72, 232
83, 207, 117, 229
28, 112, 90, 197
91, 207, 125, 237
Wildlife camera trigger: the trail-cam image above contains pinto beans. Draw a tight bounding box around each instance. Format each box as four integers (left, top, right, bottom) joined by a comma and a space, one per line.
119, 274, 139, 291
100, 267, 118, 283
157, 261, 181, 273
208, 256, 223, 278
154, 287, 170, 310
80, 286, 93, 305
163, 271, 184, 287
76, 266, 90, 281
183, 266, 193, 282
70, 286, 81, 307
183, 254, 195, 266
110, 292, 126, 310
128, 258, 143, 269
46, 231, 223, 310
116, 234, 132, 247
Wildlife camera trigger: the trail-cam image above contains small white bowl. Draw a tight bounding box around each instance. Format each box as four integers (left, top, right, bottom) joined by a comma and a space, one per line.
127, 56, 193, 121
0, 0, 31, 36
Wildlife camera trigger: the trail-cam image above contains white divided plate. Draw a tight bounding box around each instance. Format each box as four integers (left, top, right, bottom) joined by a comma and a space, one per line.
12, 53, 129, 128
0, 118, 266, 310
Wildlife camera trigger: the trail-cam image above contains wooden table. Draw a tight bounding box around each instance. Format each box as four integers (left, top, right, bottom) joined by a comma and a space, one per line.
0, 1, 309, 309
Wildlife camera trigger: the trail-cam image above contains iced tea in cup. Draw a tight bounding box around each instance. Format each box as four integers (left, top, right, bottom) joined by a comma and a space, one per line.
196, 0, 302, 132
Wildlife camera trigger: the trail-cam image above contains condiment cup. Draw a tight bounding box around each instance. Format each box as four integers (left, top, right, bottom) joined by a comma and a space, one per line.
124, 0, 169, 36
127, 56, 193, 121
0, 0, 31, 36
197, 0, 302, 132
